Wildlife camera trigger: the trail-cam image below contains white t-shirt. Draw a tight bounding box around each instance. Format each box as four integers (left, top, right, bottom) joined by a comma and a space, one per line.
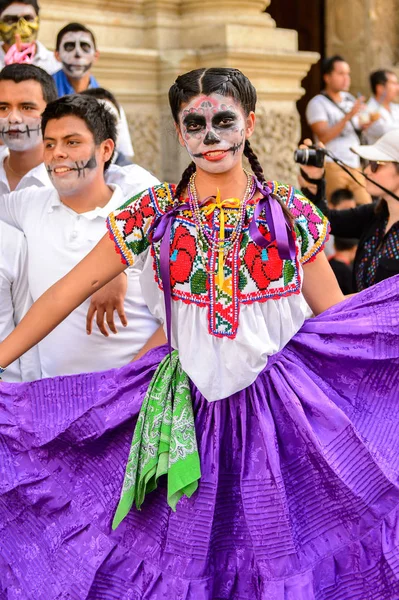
306, 93, 360, 167
0, 221, 40, 381
364, 97, 399, 144
0, 185, 161, 378
0, 41, 60, 75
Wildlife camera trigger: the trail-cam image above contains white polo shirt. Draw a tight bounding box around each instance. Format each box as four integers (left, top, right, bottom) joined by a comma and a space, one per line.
0, 221, 41, 382
0, 41, 60, 75
0, 150, 51, 194
0, 184, 160, 377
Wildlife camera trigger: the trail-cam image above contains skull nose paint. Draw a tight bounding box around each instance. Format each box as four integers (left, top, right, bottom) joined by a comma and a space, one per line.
203, 130, 221, 145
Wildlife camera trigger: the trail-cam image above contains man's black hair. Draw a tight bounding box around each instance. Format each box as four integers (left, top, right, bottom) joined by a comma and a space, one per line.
330, 188, 355, 207
334, 237, 358, 252
80, 87, 120, 116
0, 0, 39, 15
55, 22, 96, 51
321, 55, 346, 79
369, 69, 395, 96
41, 95, 116, 171
0, 64, 57, 103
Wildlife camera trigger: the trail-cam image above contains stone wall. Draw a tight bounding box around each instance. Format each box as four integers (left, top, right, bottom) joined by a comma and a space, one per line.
38, 0, 318, 184
326, 0, 399, 97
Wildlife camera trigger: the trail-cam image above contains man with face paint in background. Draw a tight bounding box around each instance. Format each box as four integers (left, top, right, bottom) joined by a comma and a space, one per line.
53, 22, 134, 161
0, 63, 56, 192
0, 94, 163, 378
0, 0, 59, 73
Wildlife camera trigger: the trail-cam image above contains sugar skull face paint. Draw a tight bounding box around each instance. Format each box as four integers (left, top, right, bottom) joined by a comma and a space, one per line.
0, 4, 39, 46
58, 31, 96, 80
43, 115, 105, 197
0, 79, 46, 151
178, 93, 249, 174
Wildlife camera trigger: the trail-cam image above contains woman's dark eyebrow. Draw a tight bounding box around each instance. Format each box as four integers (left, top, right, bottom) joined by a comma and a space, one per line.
182, 113, 206, 126
212, 110, 237, 122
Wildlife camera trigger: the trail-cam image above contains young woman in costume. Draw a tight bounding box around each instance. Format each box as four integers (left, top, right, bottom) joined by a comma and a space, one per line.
0, 68, 399, 599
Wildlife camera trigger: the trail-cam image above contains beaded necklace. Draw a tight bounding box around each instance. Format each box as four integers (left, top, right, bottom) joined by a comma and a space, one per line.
188, 170, 256, 277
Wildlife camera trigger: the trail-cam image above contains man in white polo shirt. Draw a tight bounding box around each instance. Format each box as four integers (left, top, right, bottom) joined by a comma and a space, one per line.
0, 63, 156, 196
0, 220, 40, 380
0, 94, 162, 377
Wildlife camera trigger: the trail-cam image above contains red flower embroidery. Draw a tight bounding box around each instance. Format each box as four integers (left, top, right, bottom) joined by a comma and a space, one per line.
243, 242, 283, 290
115, 194, 154, 237
170, 224, 197, 287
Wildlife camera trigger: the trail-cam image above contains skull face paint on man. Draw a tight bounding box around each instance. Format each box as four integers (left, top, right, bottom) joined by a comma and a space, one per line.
58, 31, 96, 80
43, 115, 104, 197
0, 3, 39, 46
0, 79, 45, 151
178, 93, 250, 174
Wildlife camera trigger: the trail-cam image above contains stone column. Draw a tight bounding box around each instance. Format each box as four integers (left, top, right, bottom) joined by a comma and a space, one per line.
39, 0, 319, 184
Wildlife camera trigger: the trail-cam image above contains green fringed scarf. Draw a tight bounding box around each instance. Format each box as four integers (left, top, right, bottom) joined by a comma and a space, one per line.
112, 351, 201, 530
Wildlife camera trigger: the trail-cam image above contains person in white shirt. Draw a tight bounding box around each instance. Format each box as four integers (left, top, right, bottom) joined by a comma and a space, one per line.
365, 70, 399, 145
0, 94, 164, 378
0, 62, 57, 192
306, 55, 371, 205
0, 220, 40, 381
0, 0, 59, 74
0, 63, 155, 196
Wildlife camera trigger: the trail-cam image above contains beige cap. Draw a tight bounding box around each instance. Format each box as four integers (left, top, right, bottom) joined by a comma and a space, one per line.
351, 129, 399, 162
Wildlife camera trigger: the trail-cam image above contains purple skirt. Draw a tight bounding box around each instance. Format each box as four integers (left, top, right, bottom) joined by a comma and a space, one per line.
1, 277, 399, 599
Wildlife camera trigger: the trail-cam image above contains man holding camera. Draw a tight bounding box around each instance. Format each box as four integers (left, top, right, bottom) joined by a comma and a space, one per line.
306, 55, 371, 206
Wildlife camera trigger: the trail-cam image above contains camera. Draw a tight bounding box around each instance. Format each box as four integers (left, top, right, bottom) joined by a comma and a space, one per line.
294, 147, 326, 168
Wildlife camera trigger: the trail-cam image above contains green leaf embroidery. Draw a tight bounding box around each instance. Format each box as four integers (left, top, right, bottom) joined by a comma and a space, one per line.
283, 261, 295, 286
190, 269, 207, 294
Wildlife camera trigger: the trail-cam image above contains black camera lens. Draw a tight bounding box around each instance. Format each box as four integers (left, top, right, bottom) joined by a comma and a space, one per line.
294, 148, 325, 168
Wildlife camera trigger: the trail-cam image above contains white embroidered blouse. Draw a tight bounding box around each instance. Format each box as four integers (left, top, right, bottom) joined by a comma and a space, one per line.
107, 181, 329, 401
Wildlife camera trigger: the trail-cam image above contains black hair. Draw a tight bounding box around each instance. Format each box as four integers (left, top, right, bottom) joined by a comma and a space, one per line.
79, 87, 120, 116
0, 63, 57, 103
321, 55, 346, 79
329, 188, 355, 207
0, 0, 39, 15
334, 237, 357, 252
41, 95, 116, 170
369, 69, 395, 96
55, 22, 96, 51
169, 67, 293, 223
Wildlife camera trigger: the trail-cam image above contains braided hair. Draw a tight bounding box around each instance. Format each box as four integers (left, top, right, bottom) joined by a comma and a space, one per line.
169, 67, 293, 224
244, 140, 293, 222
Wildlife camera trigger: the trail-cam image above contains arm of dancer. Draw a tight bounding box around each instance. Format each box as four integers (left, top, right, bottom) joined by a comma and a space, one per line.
301, 251, 346, 315
0, 233, 126, 370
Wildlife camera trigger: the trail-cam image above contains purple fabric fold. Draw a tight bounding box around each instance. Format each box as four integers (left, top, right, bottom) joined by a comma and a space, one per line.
1, 276, 399, 598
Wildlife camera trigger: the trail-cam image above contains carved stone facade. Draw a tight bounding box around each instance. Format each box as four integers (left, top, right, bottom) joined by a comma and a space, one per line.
38, 0, 319, 183
326, 0, 399, 97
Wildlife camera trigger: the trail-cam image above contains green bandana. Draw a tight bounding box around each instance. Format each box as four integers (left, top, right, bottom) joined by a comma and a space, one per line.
112, 351, 201, 529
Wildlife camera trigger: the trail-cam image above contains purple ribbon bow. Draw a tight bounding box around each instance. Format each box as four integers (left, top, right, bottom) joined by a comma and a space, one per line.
150, 182, 295, 353
249, 180, 296, 261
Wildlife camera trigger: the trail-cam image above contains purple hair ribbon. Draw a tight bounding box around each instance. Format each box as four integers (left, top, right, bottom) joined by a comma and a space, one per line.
249, 181, 296, 261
